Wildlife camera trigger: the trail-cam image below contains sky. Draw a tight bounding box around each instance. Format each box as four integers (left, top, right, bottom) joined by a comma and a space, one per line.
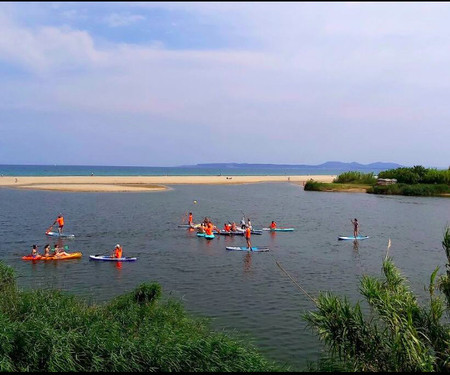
0, 2, 449, 168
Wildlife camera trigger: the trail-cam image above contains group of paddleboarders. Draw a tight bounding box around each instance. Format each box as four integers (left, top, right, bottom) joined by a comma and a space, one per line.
190, 213, 254, 249
27, 213, 126, 260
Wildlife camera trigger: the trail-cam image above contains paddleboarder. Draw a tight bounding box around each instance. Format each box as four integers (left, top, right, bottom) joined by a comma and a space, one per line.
31, 245, 39, 258
351, 218, 359, 238
113, 244, 123, 258
188, 212, 193, 226
240, 216, 246, 229
52, 214, 65, 234
44, 244, 51, 257
245, 226, 252, 250
270, 221, 277, 230
53, 244, 69, 257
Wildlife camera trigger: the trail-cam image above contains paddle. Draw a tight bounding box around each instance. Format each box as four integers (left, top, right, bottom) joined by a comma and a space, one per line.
94, 250, 112, 257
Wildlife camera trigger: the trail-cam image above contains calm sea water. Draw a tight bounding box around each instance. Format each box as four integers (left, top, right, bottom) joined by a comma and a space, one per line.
0, 164, 387, 177
0, 183, 448, 369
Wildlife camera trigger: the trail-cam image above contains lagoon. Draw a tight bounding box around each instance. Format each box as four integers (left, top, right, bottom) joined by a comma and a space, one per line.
0, 183, 448, 369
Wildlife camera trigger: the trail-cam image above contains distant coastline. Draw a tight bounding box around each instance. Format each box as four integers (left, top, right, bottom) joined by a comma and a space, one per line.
0, 162, 403, 177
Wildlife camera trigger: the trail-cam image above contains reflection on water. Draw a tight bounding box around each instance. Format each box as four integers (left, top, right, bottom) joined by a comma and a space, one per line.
0, 184, 449, 370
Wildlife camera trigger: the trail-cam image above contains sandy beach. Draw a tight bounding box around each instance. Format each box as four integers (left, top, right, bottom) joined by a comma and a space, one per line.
0, 175, 336, 192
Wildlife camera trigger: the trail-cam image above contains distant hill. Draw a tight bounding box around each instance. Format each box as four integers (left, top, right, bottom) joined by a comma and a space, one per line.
180, 162, 403, 170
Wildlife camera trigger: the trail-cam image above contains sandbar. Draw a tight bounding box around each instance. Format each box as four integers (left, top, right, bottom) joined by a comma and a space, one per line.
0, 175, 336, 192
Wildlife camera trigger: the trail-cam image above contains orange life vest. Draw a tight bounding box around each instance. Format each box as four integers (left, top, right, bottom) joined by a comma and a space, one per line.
205, 224, 213, 235
57, 217, 64, 226
245, 227, 251, 238
115, 247, 123, 258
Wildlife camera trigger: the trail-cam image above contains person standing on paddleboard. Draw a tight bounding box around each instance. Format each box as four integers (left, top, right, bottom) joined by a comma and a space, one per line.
52, 214, 64, 234
245, 226, 252, 250
188, 212, 193, 226
351, 218, 359, 238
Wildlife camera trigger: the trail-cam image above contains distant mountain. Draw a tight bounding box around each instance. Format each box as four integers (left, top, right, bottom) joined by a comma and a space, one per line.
180, 162, 403, 170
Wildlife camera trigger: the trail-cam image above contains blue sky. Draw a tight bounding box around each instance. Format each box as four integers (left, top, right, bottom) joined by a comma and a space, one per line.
0, 2, 449, 167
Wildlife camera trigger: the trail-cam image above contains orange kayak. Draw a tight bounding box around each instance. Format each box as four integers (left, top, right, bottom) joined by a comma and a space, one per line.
22, 252, 82, 261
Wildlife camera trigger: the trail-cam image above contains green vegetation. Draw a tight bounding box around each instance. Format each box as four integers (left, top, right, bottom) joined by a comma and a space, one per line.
0, 262, 284, 372
305, 166, 450, 196
378, 166, 450, 185
333, 171, 377, 184
438, 227, 450, 305
304, 180, 370, 192
305, 229, 450, 372
367, 183, 450, 196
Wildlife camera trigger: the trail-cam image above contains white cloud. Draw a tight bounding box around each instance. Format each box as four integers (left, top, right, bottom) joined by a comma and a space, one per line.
0, 3, 450, 166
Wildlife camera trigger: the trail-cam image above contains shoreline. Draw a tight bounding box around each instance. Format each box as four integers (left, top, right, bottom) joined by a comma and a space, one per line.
0, 175, 336, 192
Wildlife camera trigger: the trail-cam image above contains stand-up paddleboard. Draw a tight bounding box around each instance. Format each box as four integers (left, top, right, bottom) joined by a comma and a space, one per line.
46, 231, 75, 238
226, 246, 269, 252
262, 228, 295, 232
89, 255, 137, 262
338, 236, 369, 241
197, 233, 215, 239
221, 230, 262, 236
178, 224, 200, 228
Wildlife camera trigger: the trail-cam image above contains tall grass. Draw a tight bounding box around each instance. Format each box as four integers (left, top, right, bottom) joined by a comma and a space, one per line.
333, 171, 376, 184
439, 227, 450, 306
0, 262, 285, 372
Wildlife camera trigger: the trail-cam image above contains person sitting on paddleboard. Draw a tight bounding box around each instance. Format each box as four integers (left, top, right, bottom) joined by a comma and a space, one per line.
247, 218, 252, 229
240, 217, 246, 229
52, 214, 64, 234
270, 221, 277, 230
44, 244, 51, 257
113, 244, 123, 258
231, 222, 237, 232
351, 218, 359, 238
31, 245, 39, 258
245, 226, 252, 250
205, 223, 214, 236
53, 244, 69, 257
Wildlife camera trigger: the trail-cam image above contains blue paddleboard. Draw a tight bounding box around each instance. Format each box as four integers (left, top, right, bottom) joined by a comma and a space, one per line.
46, 231, 75, 238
